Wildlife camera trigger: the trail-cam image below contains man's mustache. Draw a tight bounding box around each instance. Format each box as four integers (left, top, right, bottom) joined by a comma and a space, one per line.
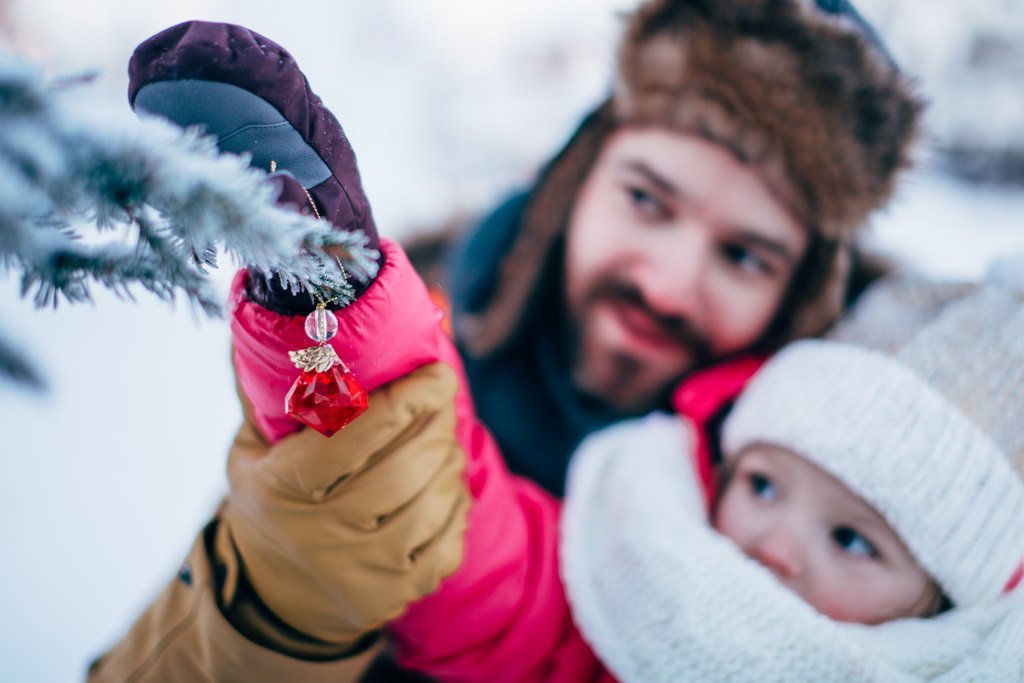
587, 278, 714, 361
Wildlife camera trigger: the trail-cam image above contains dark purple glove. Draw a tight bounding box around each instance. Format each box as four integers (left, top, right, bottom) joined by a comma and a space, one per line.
129, 20, 382, 312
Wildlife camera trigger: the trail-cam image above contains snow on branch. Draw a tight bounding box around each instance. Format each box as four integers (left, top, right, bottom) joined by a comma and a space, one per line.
0, 55, 380, 388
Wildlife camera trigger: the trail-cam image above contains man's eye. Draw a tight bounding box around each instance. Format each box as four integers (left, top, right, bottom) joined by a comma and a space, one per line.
832, 526, 879, 559
721, 243, 771, 275
626, 186, 664, 217
749, 473, 776, 501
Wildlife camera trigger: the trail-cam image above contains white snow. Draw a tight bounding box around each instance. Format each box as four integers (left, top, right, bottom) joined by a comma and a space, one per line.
0, 2, 1022, 681
856, 0, 1024, 156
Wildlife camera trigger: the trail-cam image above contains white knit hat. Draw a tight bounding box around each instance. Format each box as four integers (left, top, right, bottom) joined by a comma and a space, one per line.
722, 264, 1024, 608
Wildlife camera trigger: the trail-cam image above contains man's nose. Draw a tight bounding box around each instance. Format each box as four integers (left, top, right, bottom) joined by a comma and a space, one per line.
751, 526, 803, 582
635, 225, 708, 319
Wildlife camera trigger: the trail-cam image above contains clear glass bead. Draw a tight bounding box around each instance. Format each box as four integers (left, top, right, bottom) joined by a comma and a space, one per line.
305, 307, 338, 343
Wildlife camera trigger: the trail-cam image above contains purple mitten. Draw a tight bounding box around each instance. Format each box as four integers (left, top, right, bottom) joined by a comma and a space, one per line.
129, 20, 381, 311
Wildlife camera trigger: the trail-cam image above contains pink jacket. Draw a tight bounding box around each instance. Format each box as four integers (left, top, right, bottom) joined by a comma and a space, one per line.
231, 239, 610, 683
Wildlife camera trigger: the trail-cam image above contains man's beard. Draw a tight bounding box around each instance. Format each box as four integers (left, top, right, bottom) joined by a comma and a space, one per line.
567, 275, 714, 414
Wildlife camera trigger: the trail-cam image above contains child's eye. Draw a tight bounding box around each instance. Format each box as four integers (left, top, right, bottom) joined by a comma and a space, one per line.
748, 473, 776, 501
832, 526, 879, 559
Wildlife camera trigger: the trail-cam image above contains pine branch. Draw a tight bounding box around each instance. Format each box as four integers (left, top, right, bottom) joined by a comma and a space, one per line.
0, 55, 381, 387
0, 328, 43, 391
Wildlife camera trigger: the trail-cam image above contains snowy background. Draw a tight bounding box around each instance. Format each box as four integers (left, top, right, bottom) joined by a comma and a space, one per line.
0, 1, 1022, 681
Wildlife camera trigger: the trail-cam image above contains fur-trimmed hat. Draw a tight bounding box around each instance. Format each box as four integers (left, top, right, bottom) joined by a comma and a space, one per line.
461, 0, 922, 358
722, 263, 1024, 608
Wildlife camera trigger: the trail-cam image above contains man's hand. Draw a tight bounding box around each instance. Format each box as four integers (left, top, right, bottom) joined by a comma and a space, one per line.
218, 362, 470, 650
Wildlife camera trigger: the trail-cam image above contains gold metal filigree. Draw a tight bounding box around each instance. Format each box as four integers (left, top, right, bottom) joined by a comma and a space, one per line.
289, 345, 341, 373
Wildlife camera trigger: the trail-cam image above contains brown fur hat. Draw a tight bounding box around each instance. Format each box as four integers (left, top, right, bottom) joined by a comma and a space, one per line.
460, 0, 922, 358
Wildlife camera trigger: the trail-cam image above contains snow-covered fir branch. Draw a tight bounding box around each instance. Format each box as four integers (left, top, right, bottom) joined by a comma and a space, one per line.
0, 55, 380, 387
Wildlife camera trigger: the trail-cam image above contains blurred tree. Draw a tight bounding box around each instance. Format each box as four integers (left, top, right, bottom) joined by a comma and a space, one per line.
0, 56, 378, 388
860, 0, 1024, 184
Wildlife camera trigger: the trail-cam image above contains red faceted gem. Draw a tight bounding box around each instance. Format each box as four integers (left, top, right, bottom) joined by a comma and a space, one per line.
285, 366, 368, 437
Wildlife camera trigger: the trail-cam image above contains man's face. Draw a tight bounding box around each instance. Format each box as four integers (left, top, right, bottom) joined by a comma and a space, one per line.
564, 128, 809, 413
714, 445, 941, 624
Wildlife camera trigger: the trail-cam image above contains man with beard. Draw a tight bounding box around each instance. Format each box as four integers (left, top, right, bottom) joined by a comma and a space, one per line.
450, 124, 826, 494
89, 0, 922, 681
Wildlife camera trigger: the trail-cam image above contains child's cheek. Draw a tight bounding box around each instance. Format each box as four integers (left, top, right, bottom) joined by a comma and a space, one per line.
808, 588, 884, 625
711, 482, 743, 538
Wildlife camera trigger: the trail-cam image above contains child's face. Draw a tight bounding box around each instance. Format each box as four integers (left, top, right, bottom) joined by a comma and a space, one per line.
714, 445, 941, 625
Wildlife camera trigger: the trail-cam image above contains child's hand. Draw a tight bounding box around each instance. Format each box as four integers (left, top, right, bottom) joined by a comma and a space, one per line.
128, 20, 382, 310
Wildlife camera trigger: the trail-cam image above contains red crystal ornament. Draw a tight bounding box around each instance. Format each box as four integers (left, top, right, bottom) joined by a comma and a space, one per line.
285, 304, 367, 437
285, 364, 368, 437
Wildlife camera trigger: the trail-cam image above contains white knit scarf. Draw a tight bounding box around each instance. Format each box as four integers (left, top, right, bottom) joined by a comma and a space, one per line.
560, 414, 1024, 683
